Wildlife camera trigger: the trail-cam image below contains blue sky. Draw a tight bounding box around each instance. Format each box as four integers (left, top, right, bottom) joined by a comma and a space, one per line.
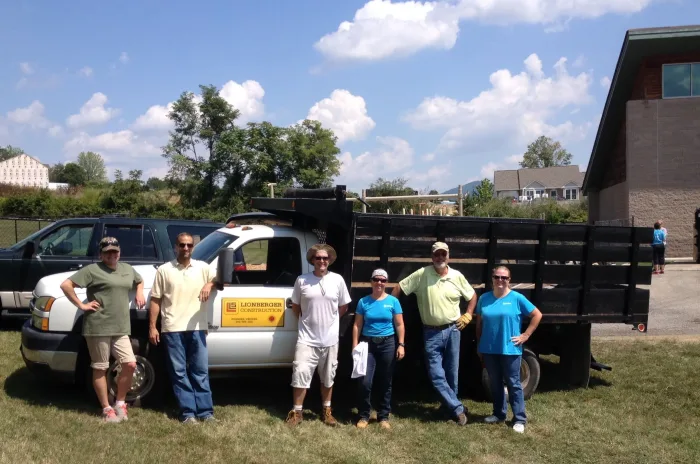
1, 0, 698, 192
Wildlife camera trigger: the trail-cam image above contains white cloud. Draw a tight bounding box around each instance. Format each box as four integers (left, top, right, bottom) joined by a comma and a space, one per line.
20, 62, 34, 75
119, 52, 129, 64
404, 163, 451, 185
337, 136, 413, 184
132, 103, 175, 131
79, 66, 94, 77
403, 53, 593, 152
6, 101, 51, 129
422, 152, 436, 161
64, 130, 161, 160
572, 55, 586, 68
305, 89, 376, 144
66, 92, 119, 128
315, 0, 654, 62
48, 125, 64, 137
220, 80, 265, 124
600, 76, 611, 89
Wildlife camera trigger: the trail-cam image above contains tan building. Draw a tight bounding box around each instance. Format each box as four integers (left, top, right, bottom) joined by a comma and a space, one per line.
583, 25, 700, 258
494, 165, 585, 202
0, 154, 49, 188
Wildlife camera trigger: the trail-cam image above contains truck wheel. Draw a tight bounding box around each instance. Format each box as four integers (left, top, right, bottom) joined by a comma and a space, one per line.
559, 323, 591, 388
106, 338, 165, 407
481, 349, 541, 401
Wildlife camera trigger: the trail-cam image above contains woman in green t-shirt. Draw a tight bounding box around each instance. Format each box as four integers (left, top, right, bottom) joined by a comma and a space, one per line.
60, 237, 146, 423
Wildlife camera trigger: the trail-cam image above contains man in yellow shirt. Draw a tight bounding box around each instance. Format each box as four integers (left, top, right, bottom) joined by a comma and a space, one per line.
148, 232, 217, 423
392, 242, 477, 425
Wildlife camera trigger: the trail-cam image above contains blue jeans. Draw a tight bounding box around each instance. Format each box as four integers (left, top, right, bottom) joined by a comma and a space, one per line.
358, 336, 396, 422
483, 354, 527, 424
423, 324, 464, 417
162, 330, 214, 421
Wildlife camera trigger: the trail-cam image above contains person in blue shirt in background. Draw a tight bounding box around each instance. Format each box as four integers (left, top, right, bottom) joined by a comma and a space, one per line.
476, 265, 542, 434
652, 221, 667, 275
352, 268, 405, 430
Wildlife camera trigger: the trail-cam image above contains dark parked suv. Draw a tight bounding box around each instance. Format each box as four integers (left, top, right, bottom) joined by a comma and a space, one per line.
0, 215, 223, 320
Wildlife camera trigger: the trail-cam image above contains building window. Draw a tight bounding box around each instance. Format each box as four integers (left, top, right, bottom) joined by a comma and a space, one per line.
663, 63, 700, 98
565, 188, 578, 200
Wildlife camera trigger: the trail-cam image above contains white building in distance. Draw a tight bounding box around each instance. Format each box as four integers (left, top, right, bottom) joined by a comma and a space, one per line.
0, 154, 49, 188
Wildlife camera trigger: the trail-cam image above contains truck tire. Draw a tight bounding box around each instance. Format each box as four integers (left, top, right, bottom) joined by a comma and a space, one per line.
106, 337, 165, 407
481, 349, 541, 401
559, 323, 591, 388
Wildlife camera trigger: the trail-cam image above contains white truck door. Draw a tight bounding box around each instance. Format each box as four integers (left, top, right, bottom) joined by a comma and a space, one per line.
206, 230, 307, 368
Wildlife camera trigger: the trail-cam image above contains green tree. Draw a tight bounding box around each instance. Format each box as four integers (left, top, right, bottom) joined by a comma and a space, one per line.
243, 122, 292, 197
473, 178, 494, 203
0, 145, 24, 161
163, 85, 240, 206
286, 119, 341, 189
62, 163, 88, 186
520, 136, 572, 169
48, 163, 66, 182
365, 177, 419, 214
146, 177, 168, 190
77, 151, 107, 182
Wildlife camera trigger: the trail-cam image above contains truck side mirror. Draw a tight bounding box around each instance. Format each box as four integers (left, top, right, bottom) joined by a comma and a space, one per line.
23, 241, 36, 258
217, 248, 235, 286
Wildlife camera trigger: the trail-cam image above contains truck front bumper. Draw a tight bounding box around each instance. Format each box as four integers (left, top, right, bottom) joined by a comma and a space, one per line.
20, 320, 81, 384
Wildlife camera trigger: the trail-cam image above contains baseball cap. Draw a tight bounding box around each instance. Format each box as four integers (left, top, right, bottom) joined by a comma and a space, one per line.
99, 237, 120, 252
432, 242, 449, 253
371, 268, 388, 279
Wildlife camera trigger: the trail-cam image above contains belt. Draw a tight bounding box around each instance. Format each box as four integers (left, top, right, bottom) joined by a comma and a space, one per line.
423, 322, 455, 330
361, 335, 394, 344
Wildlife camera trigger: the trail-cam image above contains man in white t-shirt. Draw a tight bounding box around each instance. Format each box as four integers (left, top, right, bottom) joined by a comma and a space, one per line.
285, 243, 351, 427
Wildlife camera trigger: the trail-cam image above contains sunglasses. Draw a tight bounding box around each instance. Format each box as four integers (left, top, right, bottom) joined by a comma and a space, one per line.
99, 240, 119, 249
371, 278, 387, 283
178, 243, 194, 249
314, 256, 329, 261
492, 275, 510, 281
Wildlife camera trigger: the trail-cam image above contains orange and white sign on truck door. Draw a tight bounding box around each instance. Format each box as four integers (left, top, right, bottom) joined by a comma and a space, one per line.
221, 298, 285, 327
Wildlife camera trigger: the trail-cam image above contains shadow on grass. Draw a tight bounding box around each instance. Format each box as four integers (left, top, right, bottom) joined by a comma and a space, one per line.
3, 367, 97, 415
534, 357, 613, 394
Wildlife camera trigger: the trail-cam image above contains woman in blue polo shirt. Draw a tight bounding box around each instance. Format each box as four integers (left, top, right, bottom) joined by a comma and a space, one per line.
352, 269, 405, 430
476, 265, 542, 433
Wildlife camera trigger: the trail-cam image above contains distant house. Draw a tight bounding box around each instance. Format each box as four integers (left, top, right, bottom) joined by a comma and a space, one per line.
494, 165, 585, 201
0, 154, 49, 188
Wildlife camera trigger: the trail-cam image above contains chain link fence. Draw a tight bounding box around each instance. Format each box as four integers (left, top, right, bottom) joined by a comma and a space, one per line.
0, 217, 56, 248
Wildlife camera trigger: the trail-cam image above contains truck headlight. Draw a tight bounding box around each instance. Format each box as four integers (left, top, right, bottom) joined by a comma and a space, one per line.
34, 296, 55, 312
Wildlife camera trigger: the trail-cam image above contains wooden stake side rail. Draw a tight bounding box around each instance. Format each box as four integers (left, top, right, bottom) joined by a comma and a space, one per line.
351, 215, 654, 325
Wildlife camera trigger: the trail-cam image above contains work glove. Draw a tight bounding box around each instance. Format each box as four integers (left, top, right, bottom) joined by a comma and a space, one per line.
455, 313, 472, 330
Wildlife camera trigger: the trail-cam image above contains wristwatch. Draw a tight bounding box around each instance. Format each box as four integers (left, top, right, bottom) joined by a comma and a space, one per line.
398, 343, 405, 347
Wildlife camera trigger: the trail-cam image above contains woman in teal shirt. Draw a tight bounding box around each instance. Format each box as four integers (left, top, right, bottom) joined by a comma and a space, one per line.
476, 265, 542, 433
352, 268, 405, 430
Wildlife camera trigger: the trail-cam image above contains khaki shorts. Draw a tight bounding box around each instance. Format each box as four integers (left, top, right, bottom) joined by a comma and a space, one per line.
291, 342, 339, 389
85, 335, 136, 370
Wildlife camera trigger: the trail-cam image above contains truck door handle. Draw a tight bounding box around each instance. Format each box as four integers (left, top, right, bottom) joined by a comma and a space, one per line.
69, 264, 84, 271
286, 298, 293, 309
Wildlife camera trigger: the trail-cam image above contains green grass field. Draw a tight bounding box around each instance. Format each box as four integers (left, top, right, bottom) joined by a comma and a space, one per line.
1, 330, 698, 464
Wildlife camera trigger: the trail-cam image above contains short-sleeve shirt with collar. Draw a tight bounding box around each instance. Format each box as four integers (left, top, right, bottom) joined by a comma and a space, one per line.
399, 265, 475, 326
150, 259, 217, 333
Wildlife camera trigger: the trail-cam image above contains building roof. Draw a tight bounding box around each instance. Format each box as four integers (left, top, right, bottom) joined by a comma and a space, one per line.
494, 165, 585, 191
0, 153, 48, 167
582, 24, 700, 194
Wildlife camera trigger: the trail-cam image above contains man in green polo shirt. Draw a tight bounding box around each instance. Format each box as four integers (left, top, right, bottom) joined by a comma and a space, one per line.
392, 241, 476, 425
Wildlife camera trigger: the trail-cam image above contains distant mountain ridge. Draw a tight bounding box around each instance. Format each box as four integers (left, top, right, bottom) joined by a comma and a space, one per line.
441, 180, 481, 195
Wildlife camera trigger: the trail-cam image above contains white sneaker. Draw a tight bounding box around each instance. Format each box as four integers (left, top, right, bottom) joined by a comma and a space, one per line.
513, 423, 525, 433
484, 415, 504, 424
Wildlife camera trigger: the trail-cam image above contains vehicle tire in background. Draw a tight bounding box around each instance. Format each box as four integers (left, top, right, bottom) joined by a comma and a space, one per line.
481, 348, 541, 401
104, 337, 167, 408
558, 323, 592, 388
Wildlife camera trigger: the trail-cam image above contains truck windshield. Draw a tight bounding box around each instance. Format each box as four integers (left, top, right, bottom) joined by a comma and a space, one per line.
10, 222, 57, 250
191, 231, 238, 263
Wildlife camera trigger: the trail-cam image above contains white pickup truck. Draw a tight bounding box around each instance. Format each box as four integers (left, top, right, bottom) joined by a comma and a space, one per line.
20, 219, 332, 403
20, 186, 650, 404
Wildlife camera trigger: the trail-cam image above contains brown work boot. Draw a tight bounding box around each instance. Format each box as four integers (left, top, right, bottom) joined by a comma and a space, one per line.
379, 420, 391, 430
285, 409, 303, 427
356, 419, 369, 429
321, 406, 339, 427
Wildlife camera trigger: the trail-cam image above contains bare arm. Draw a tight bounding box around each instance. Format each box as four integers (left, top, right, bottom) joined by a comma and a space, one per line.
394, 314, 405, 360
465, 293, 477, 316
148, 297, 161, 345
352, 314, 364, 349
339, 304, 349, 318
60, 279, 98, 312
512, 308, 543, 345
292, 303, 301, 319
391, 285, 401, 298
134, 281, 145, 309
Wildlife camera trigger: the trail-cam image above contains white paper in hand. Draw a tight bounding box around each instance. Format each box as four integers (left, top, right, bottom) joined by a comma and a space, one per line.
351, 342, 368, 378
